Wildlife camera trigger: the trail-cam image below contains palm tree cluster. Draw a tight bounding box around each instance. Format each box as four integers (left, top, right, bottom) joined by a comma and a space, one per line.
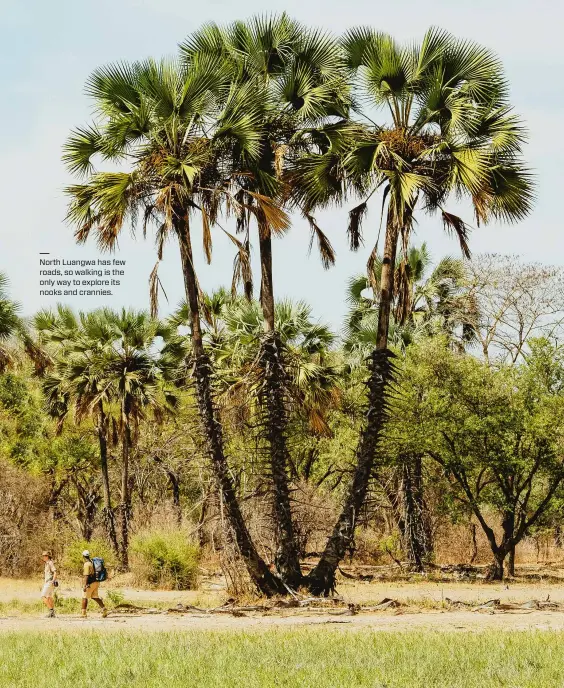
62, 15, 533, 594
35, 307, 175, 569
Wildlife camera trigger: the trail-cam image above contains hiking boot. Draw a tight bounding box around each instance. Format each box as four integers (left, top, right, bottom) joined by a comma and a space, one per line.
81, 611, 87, 619
101, 608, 108, 618
45, 610, 55, 619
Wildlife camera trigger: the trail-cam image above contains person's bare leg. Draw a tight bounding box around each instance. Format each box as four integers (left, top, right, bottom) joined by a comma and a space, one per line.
43, 596, 55, 617
81, 598, 88, 617
93, 597, 108, 617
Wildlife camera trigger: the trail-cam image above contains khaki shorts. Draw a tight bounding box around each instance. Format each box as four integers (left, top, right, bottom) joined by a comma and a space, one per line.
41, 582, 55, 598
83, 582, 100, 599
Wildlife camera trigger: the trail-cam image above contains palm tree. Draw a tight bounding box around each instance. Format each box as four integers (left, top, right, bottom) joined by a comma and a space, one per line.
0, 273, 21, 372
63, 58, 285, 594
295, 28, 534, 594
344, 243, 475, 360
346, 243, 476, 569
39, 307, 174, 569
181, 14, 348, 586
213, 296, 342, 435
89, 309, 175, 569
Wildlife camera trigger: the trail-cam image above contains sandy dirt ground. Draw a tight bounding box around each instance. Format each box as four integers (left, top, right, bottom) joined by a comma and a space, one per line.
2, 608, 564, 633
4, 576, 564, 633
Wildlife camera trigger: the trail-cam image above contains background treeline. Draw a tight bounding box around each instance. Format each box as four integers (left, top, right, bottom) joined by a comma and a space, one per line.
2, 251, 564, 587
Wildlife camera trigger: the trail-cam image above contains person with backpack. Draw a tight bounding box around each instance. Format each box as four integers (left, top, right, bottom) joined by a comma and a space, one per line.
81, 550, 108, 618
41, 550, 57, 618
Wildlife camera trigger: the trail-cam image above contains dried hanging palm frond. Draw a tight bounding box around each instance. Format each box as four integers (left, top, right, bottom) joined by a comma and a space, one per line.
202, 207, 212, 264
247, 191, 291, 237
274, 144, 289, 178
366, 245, 379, 298
441, 210, 472, 259
347, 201, 367, 250
305, 213, 335, 269
21, 334, 53, 377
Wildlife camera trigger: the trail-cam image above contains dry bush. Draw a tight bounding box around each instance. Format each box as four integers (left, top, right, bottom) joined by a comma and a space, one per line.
0, 461, 51, 576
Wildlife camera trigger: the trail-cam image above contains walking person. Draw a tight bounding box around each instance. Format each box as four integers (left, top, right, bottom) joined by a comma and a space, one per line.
41, 550, 57, 619
81, 550, 108, 618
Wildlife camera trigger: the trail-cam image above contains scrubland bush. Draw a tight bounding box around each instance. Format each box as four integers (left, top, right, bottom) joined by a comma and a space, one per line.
131, 529, 200, 590
61, 538, 116, 576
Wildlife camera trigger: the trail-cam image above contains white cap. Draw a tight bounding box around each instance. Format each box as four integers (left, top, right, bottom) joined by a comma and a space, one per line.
82, 550, 90, 557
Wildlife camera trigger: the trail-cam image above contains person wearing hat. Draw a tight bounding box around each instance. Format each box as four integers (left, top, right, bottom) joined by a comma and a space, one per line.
81, 550, 108, 618
40, 551, 57, 618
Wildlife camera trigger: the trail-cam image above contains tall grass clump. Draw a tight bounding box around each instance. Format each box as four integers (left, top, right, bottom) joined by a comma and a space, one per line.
131, 530, 200, 590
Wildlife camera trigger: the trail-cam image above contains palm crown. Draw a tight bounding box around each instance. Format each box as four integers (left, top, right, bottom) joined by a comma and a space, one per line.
294, 27, 534, 252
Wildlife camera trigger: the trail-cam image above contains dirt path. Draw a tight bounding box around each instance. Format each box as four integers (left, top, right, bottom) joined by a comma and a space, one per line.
4, 576, 564, 634
2, 609, 564, 633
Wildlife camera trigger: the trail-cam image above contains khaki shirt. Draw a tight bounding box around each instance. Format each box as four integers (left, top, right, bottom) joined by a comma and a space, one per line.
83, 561, 94, 578
44, 559, 56, 583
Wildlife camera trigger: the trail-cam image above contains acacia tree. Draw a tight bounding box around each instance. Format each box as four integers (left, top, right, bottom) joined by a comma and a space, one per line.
63, 57, 286, 593
464, 255, 564, 364
181, 14, 348, 586
294, 28, 534, 593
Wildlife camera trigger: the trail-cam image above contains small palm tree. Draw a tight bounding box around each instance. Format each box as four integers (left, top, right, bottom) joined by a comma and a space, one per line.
38, 307, 174, 568
0, 273, 22, 372
295, 28, 534, 594
344, 243, 476, 360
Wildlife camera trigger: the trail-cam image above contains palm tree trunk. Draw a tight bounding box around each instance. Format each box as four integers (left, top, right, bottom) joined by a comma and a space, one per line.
403, 457, 426, 571
176, 214, 285, 596
306, 214, 399, 595
258, 229, 302, 588
97, 405, 119, 556
118, 420, 131, 571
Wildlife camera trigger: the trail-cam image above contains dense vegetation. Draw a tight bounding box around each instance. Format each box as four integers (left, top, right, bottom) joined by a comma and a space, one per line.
2, 16, 557, 594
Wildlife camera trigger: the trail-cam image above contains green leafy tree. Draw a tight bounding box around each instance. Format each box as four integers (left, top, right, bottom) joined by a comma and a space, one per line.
392, 339, 564, 579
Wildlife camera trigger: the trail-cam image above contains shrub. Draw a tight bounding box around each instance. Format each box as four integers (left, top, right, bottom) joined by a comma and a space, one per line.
131, 530, 200, 590
62, 538, 116, 576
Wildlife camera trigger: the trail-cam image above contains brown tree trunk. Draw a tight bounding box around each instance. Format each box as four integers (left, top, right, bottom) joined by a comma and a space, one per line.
487, 551, 506, 581
97, 405, 119, 556
507, 546, 516, 577
306, 213, 399, 595
176, 214, 284, 596
258, 228, 302, 588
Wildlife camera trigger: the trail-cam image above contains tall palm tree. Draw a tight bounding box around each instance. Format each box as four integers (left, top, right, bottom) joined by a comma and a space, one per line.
294, 28, 534, 594
63, 57, 285, 594
182, 14, 348, 586
0, 273, 22, 372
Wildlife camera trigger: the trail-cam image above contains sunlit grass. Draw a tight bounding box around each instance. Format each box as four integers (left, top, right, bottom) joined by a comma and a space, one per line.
1, 629, 563, 687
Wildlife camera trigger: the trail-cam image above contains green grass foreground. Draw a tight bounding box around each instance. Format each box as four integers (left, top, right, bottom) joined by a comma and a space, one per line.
1, 629, 564, 687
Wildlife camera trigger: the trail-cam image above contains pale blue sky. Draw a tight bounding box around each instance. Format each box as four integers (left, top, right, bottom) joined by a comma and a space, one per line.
1, 0, 562, 329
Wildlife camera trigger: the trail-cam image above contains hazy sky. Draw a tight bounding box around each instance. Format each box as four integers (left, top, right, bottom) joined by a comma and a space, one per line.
1, 0, 562, 329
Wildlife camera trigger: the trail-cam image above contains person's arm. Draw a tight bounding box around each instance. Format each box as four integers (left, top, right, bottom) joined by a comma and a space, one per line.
82, 563, 89, 591
51, 562, 57, 583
